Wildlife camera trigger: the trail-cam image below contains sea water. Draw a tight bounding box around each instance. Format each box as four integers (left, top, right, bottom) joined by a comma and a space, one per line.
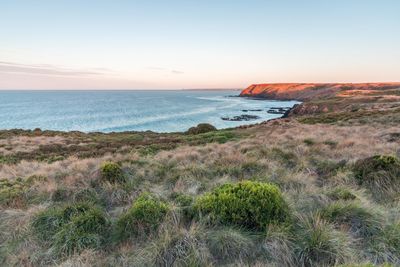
0, 90, 299, 133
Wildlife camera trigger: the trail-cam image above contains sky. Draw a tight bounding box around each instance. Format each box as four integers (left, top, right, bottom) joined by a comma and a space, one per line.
1, 0, 399, 90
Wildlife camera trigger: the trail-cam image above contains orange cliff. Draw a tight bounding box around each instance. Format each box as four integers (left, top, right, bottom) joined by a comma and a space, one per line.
239, 83, 400, 101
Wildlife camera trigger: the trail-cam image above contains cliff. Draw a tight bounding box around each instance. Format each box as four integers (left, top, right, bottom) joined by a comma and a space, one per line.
239, 83, 400, 101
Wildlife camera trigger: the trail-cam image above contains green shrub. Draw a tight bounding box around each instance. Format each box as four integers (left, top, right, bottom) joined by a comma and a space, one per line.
0, 178, 29, 208
32, 202, 109, 255
195, 181, 289, 230
185, 130, 238, 144
173, 192, 193, 207
115, 193, 169, 240
186, 123, 216, 135
100, 162, 125, 183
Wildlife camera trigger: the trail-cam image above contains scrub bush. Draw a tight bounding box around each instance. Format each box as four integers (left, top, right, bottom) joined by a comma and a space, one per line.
186, 123, 216, 135
195, 181, 289, 230
115, 193, 169, 240
0, 178, 29, 208
100, 161, 125, 183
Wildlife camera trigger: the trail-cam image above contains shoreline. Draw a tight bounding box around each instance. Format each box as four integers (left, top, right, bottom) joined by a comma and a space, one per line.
0, 91, 298, 134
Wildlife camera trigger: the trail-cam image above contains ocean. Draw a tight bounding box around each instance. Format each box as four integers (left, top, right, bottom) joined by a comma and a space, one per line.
0, 90, 299, 133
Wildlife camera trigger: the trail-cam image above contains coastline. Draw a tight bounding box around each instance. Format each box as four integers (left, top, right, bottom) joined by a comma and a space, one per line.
0, 90, 298, 133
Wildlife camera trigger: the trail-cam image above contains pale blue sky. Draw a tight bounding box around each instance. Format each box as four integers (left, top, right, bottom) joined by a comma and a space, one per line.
1, 0, 399, 89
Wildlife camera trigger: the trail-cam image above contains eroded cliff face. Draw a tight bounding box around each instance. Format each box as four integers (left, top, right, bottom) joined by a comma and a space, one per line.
239, 83, 400, 101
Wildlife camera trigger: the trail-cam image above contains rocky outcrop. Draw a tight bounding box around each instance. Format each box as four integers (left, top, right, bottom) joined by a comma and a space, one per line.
221, 114, 260, 121
239, 83, 400, 101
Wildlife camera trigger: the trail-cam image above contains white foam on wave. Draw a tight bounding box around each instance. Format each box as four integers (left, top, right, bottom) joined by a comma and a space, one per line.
92, 106, 217, 132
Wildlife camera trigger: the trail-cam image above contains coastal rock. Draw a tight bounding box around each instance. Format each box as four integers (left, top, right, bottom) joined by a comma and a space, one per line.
221, 114, 260, 121
267, 107, 291, 114
242, 109, 262, 112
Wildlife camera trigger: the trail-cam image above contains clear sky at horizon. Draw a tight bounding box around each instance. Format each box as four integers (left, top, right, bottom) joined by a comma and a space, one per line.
1, 0, 399, 89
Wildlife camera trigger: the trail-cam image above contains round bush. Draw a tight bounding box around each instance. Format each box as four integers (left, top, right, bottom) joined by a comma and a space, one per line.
186, 123, 216, 135
116, 193, 169, 240
100, 161, 125, 183
195, 181, 289, 230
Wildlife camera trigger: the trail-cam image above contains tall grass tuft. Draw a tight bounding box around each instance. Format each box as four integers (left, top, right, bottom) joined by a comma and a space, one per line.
320, 201, 382, 238
206, 227, 256, 264
294, 214, 352, 266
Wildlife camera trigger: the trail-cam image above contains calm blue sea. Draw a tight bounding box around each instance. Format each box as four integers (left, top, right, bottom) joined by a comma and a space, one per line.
0, 90, 298, 133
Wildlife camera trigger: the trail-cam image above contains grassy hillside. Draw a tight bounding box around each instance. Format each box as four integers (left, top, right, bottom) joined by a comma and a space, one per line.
0, 89, 400, 266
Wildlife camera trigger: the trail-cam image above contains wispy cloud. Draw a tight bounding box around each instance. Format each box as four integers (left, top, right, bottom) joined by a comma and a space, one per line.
148, 66, 184, 75
171, 70, 184, 74
0, 61, 109, 77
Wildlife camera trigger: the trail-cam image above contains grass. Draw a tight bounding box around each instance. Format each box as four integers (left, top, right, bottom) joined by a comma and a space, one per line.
32, 202, 109, 257
1, 88, 400, 265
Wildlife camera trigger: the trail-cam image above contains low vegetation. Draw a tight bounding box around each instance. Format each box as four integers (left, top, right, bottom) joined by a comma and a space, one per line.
32, 202, 109, 256
115, 193, 169, 240
1, 89, 400, 266
186, 123, 217, 135
100, 161, 125, 183
196, 181, 289, 230
353, 155, 400, 200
